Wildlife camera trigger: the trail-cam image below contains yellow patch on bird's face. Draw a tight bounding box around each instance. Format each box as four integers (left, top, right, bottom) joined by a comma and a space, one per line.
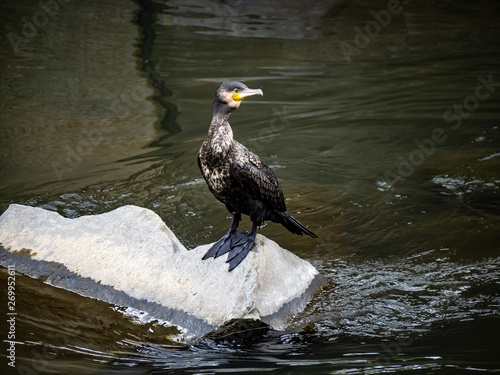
232, 89, 243, 102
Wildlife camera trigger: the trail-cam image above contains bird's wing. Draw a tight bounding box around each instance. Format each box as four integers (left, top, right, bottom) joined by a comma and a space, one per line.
230, 144, 286, 212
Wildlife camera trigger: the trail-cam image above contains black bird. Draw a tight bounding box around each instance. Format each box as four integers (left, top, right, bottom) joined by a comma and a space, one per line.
198, 81, 317, 271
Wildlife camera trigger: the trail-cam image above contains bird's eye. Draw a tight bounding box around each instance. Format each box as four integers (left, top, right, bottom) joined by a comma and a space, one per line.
234, 89, 239, 93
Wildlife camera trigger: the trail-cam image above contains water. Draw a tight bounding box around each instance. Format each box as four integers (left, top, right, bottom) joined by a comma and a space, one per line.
1, 0, 499, 373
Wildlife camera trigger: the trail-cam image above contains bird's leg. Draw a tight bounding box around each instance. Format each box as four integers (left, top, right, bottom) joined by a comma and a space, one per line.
202, 213, 241, 260
226, 222, 257, 271
229, 212, 241, 232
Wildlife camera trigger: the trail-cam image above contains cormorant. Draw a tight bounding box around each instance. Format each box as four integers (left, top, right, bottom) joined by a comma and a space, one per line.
198, 81, 317, 271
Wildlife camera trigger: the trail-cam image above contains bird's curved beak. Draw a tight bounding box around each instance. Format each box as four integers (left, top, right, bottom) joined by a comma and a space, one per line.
233, 88, 263, 102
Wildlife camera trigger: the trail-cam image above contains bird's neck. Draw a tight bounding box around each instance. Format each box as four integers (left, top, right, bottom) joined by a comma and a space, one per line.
204, 100, 234, 160
211, 98, 234, 120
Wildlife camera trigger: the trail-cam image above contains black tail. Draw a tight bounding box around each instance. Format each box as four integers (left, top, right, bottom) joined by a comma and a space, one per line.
280, 211, 318, 238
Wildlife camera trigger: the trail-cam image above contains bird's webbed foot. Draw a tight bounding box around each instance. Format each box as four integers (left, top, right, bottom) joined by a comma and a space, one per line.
201, 229, 251, 259
202, 214, 241, 260
202, 230, 233, 260
226, 227, 257, 271
202, 215, 257, 271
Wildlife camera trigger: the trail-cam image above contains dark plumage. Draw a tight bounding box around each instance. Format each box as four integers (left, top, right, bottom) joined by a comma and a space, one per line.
198, 81, 317, 271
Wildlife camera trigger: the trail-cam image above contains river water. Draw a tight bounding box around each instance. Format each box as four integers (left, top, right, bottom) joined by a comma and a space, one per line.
1, 0, 499, 373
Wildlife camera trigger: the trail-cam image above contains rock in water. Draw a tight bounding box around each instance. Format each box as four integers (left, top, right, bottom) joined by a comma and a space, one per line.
0, 204, 322, 339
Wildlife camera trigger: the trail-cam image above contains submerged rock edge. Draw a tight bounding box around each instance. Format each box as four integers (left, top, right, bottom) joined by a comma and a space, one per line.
0, 244, 211, 339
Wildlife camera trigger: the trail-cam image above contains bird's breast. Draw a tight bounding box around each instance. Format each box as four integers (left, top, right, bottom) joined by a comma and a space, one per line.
207, 166, 230, 190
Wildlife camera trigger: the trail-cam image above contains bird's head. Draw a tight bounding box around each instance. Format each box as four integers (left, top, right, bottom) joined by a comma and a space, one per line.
214, 81, 263, 112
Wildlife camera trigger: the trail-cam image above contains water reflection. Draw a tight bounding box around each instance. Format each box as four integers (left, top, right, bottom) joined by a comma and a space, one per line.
1, 0, 500, 373
158, 0, 340, 39
0, 1, 159, 195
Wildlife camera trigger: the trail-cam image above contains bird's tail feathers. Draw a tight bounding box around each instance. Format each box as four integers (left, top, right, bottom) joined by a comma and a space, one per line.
280, 212, 318, 238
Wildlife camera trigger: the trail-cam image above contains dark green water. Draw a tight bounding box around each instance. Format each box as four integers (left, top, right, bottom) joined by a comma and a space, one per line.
1, 0, 499, 373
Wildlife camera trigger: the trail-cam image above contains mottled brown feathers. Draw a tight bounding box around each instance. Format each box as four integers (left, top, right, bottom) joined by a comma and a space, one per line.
230, 143, 286, 213
198, 81, 317, 239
